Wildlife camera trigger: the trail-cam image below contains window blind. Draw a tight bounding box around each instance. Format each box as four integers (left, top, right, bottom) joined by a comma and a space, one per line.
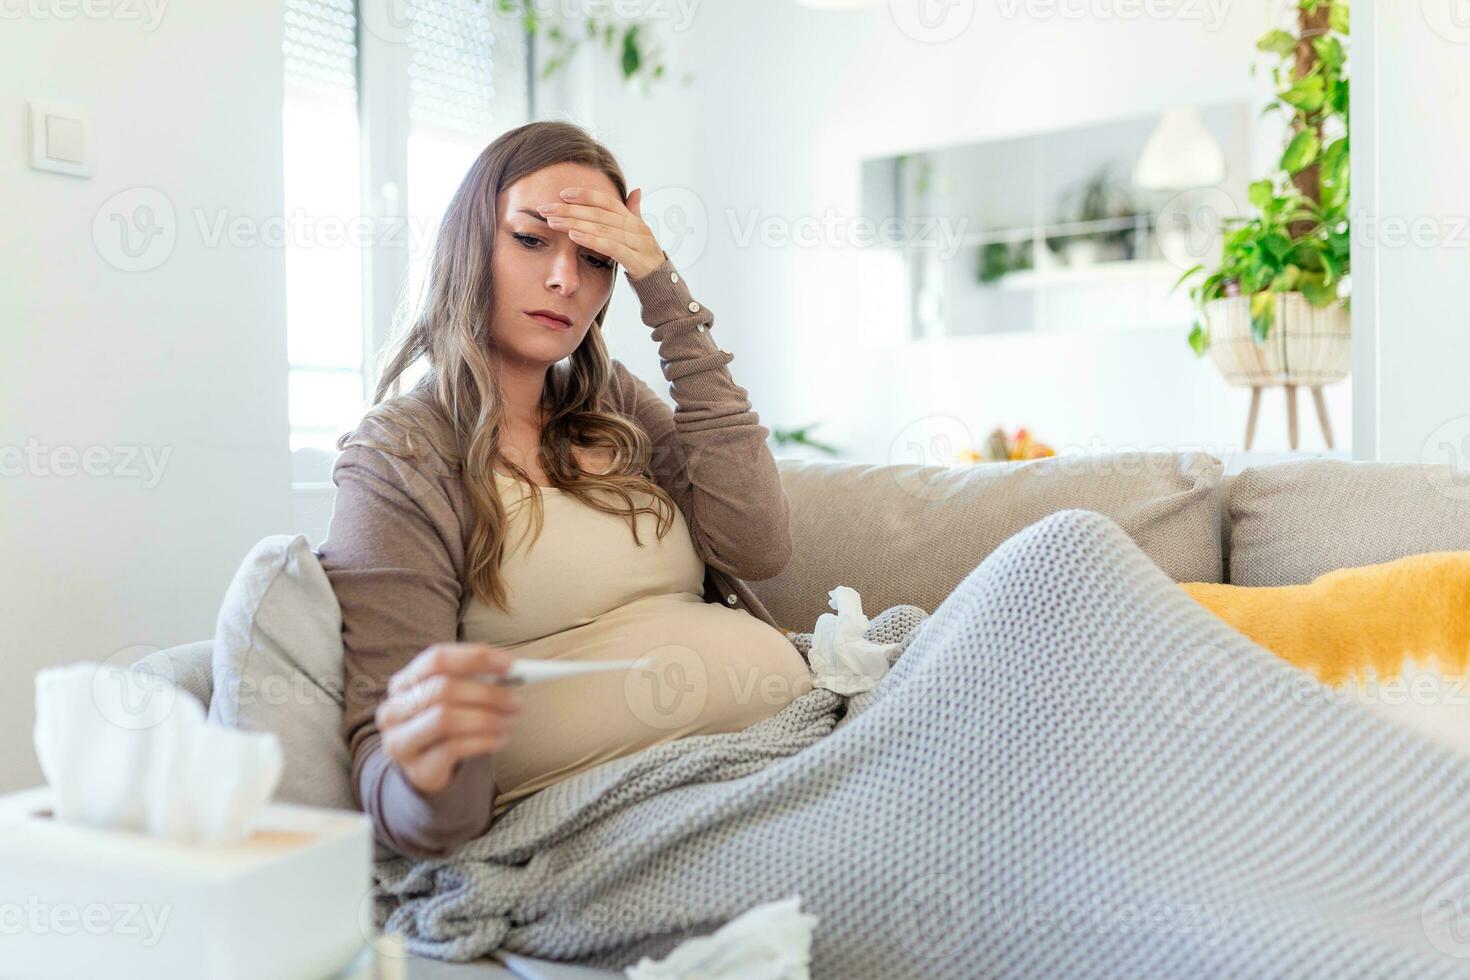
408, 0, 527, 138
283, 0, 359, 99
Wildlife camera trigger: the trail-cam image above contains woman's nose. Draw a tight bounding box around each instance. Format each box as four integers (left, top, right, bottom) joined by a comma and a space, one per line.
546, 246, 579, 294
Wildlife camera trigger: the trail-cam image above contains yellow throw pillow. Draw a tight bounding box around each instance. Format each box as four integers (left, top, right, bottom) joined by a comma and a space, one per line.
1181, 551, 1470, 685
1181, 551, 1470, 753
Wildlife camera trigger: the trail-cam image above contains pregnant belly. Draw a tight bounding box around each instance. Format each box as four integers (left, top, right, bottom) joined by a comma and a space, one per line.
487, 593, 814, 814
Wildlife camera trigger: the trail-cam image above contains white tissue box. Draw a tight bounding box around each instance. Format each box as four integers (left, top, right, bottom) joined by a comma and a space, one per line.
0, 786, 374, 980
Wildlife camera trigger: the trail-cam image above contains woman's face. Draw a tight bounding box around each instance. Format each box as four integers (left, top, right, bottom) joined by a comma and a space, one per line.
489, 161, 621, 368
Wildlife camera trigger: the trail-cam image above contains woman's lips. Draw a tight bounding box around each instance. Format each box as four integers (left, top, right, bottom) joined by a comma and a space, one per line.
527, 312, 572, 331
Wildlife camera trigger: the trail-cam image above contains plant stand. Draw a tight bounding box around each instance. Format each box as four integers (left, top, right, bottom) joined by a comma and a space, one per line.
1204, 292, 1350, 451
1243, 383, 1335, 451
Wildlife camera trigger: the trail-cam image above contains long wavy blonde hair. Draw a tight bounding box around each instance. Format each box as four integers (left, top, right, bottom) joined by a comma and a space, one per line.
338, 120, 677, 612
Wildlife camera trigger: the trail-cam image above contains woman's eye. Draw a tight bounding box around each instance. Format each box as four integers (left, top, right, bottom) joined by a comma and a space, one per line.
513, 231, 613, 270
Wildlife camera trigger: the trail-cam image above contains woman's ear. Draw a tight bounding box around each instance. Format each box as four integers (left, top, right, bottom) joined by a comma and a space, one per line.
626, 187, 641, 214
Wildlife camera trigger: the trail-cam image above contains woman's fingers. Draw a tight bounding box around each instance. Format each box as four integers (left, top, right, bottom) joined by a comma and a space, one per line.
565, 228, 642, 268
376, 673, 522, 730
543, 214, 631, 242
543, 208, 657, 260
387, 642, 512, 697
541, 187, 664, 278
379, 642, 523, 797
546, 215, 652, 256
382, 701, 519, 763
539, 201, 637, 230
542, 191, 652, 243
557, 185, 627, 215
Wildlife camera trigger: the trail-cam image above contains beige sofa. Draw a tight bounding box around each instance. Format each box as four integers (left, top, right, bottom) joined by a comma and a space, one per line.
135, 450, 1470, 978
748, 451, 1470, 634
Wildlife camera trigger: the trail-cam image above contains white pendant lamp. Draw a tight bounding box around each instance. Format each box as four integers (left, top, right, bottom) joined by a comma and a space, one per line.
1133, 105, 1226, 190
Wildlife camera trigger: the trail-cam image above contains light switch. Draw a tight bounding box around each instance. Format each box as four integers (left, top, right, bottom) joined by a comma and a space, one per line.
45, 115, 85, 164
28, 101, 92, 178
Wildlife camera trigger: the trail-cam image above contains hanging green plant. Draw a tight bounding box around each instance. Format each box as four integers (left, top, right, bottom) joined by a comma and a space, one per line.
484, 0, 689, 90
1174, 0, 1350, 354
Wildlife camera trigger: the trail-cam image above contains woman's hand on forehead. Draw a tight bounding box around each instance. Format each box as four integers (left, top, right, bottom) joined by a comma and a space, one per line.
536, 186, 666, 281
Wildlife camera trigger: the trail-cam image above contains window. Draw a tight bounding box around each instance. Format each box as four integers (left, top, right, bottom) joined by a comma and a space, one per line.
282, 0, 529, 485
283, 0, 363, 464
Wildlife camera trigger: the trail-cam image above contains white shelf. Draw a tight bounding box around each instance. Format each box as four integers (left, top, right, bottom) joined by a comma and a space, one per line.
957, 214, 1151, 248
995, 259, 1185, 291
901, 320, 1192, 345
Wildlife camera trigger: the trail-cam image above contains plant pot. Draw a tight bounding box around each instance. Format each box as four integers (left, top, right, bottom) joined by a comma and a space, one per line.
1061, 237, 1102, 268
1202, 292, 1351, 387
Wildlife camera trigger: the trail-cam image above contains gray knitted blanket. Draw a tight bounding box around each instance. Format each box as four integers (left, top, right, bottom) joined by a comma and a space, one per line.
369, 509, 1470, 978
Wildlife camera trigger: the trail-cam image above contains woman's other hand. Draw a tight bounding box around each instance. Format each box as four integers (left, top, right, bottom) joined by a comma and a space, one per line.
537, 186, 666, 280
375, 643, 524, 797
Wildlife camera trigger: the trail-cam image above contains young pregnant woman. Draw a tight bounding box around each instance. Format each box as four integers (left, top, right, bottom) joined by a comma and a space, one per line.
317, 121, 814, 860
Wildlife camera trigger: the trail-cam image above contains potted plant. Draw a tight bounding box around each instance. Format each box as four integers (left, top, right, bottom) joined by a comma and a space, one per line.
1175, 0, 1350, 449
1047, 163, 1140, 267
976, 239, 1034, 284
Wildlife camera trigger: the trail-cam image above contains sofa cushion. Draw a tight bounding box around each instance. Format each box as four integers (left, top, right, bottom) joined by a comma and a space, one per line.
131, 639, 216, 713
208, 534, 354, 812
1228, 459, 1470, 586
749, 452, 1223, 633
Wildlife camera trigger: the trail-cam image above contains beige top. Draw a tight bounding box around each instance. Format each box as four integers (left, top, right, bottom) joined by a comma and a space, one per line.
459, 471, 813, 816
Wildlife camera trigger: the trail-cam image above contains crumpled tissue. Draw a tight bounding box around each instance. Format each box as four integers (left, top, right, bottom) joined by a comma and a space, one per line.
624, 894, 817, 980
807, 586, 901, 695
33, 661, 283, 844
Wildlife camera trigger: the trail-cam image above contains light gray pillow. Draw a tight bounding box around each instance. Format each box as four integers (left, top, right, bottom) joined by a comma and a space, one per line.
207, 533, 354, 811
1228, 458, 1470, 586
750, 452, 1224, 634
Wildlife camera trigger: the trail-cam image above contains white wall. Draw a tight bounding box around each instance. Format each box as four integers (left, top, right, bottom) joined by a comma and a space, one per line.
541, 0, 1352, 464
0, 2, 293, 791
1354, 0, 1470, 465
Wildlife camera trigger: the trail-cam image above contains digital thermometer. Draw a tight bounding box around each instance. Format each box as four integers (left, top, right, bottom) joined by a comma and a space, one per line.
478, 656, 655, 687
